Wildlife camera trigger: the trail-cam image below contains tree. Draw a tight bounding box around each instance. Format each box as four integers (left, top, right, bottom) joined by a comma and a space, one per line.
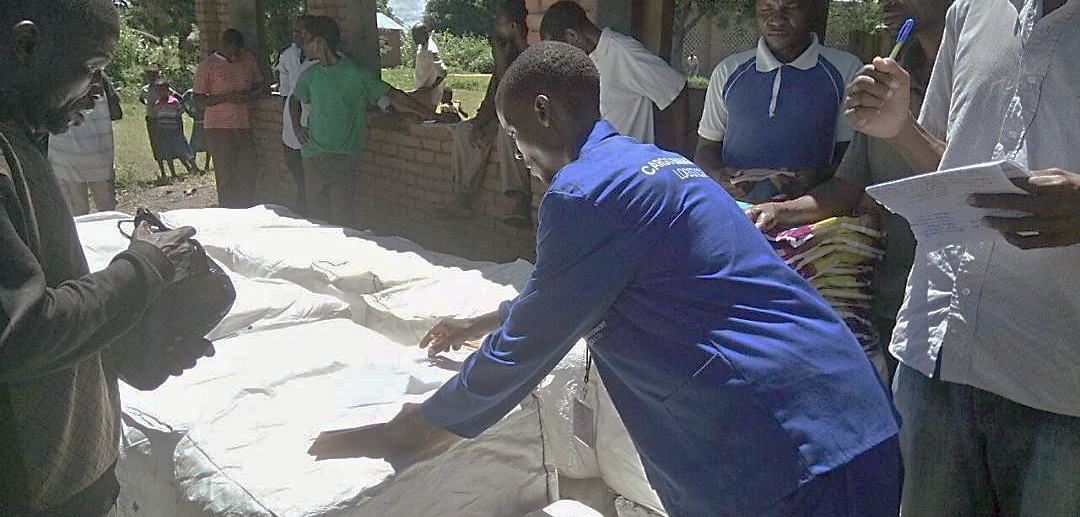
675, 0, 754, 34
422, 0, 496, 37
120, 0, 198, 45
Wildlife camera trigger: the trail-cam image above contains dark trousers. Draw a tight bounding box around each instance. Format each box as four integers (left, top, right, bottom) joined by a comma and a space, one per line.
302, 152, 361, 227
758, 436, 900, 517
894, 364, 1080, 517
283, 145, 306, 214
205, 129, 257, 208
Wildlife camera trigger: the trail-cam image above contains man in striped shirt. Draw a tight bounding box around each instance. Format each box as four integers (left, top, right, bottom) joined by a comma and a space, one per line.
193, 28, 268, 209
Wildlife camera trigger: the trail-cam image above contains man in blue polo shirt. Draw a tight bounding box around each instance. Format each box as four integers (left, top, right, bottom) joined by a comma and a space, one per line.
376, 42, 899, 517
695, 0, 863, 202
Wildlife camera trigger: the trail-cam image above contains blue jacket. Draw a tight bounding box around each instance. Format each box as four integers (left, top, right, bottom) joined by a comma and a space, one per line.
421, 120, 898, 516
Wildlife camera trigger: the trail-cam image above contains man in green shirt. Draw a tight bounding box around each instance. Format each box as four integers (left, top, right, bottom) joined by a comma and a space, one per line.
289, 16, 431, 227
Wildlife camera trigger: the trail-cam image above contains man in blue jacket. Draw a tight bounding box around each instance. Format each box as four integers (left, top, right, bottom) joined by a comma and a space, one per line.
382, 42, 899, 517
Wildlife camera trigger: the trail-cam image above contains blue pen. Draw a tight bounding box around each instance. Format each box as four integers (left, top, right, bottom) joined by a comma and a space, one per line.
889, 18, 916, 59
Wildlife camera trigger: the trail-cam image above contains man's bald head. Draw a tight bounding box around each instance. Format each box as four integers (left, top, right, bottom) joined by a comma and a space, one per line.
0, 0, 119, 133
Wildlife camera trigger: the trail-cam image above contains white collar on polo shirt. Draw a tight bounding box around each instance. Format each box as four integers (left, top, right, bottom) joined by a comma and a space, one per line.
754, 33, 821, 117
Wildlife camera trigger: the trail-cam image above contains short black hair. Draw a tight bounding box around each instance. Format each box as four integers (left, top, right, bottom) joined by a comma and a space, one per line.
495, 0, 527, 24
411, 22, 430, 44
540, 1, 593, 41
495, 41, 599, 118
297, 14, 316, 31
222, 29, 245, 49
308, 16, 341, 52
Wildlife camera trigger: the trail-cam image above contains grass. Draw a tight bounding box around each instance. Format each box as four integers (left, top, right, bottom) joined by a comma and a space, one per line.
113, 101, 171, 190
381, 67, 490, 116
113, 71, 491, 190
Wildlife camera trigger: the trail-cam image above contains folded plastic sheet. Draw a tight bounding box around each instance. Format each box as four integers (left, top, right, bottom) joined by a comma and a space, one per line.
118, 319, 552, 517
76, 207, 657, 517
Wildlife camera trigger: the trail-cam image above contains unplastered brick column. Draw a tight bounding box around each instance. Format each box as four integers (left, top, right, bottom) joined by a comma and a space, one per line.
194, 0, 231, 52
526, 0, 599, 45
307, 0, 380, 70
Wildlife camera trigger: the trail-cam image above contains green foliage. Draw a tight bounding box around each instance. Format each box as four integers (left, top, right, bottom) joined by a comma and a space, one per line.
436, 33, 494, 73
395, 29, 492, 73
120, 0, 197, 44
262, 0, 308, 69
106, 15, 199, 99
399, 30, 417, 68
687, 74, 710, 89
423, 0, 496, 37
827, 0, 885, 37
675, 0, 756, 34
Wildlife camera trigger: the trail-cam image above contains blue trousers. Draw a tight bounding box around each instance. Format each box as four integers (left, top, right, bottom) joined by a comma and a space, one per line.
757, 435, 901, 517
894, 364, 1080, 517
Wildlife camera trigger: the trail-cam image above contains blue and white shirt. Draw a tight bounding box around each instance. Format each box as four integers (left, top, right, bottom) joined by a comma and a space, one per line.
421, 120, 898, 517
698, 34, 862, 171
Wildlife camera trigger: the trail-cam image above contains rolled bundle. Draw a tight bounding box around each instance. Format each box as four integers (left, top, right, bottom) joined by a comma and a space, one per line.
769, 216, 885, 357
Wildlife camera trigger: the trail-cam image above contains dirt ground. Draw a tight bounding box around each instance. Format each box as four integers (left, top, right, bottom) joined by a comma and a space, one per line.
115, 173, 219, 214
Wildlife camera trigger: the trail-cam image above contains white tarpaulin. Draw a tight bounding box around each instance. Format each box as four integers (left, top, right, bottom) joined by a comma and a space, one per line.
77, 206, 662, 517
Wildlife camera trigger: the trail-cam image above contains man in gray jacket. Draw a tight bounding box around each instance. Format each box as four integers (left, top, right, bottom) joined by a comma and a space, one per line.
0, 1, 212, 515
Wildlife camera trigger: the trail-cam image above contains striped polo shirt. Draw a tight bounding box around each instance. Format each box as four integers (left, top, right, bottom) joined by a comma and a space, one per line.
193, 50, 263, 130
698, 35, 862, 171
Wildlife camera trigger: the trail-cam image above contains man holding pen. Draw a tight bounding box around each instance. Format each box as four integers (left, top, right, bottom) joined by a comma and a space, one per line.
845, 0, 1080, 514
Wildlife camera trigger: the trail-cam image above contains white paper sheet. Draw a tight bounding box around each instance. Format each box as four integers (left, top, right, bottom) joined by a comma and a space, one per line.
865, 160, 1031, 248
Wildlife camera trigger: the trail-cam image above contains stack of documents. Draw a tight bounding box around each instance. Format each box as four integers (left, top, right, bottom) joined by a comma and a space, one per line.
865, 160, 1031, 248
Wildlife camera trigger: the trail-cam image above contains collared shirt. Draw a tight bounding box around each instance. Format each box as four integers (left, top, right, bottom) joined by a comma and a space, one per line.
48, 95, 114, 183
590, 27, 686, 144
414, 37, 447, 109
193, 51, 263, 130
292, 56, 388, 157
892, 0, 1080, 417
276, 44, 318, 149
414, 37, 447, 90
421, 119, 898, 517
698, 34, 862, 171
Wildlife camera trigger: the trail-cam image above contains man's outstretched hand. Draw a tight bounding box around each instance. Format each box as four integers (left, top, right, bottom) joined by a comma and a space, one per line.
419, 316, 490, 357
308, 403, 460, 469
130, 220, 199, 281
163, 336, 216, 377
969, 168, 1080, 249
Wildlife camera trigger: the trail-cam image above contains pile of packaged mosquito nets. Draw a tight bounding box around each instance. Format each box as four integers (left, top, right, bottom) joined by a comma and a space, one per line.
768, 216, 885, 363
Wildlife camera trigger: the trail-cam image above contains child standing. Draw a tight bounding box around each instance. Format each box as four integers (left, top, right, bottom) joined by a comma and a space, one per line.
148, 78, 200, 183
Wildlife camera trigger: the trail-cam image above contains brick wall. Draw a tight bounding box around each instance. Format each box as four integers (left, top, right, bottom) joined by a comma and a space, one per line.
197, 0, 540, 263
251, 98, 540, 262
